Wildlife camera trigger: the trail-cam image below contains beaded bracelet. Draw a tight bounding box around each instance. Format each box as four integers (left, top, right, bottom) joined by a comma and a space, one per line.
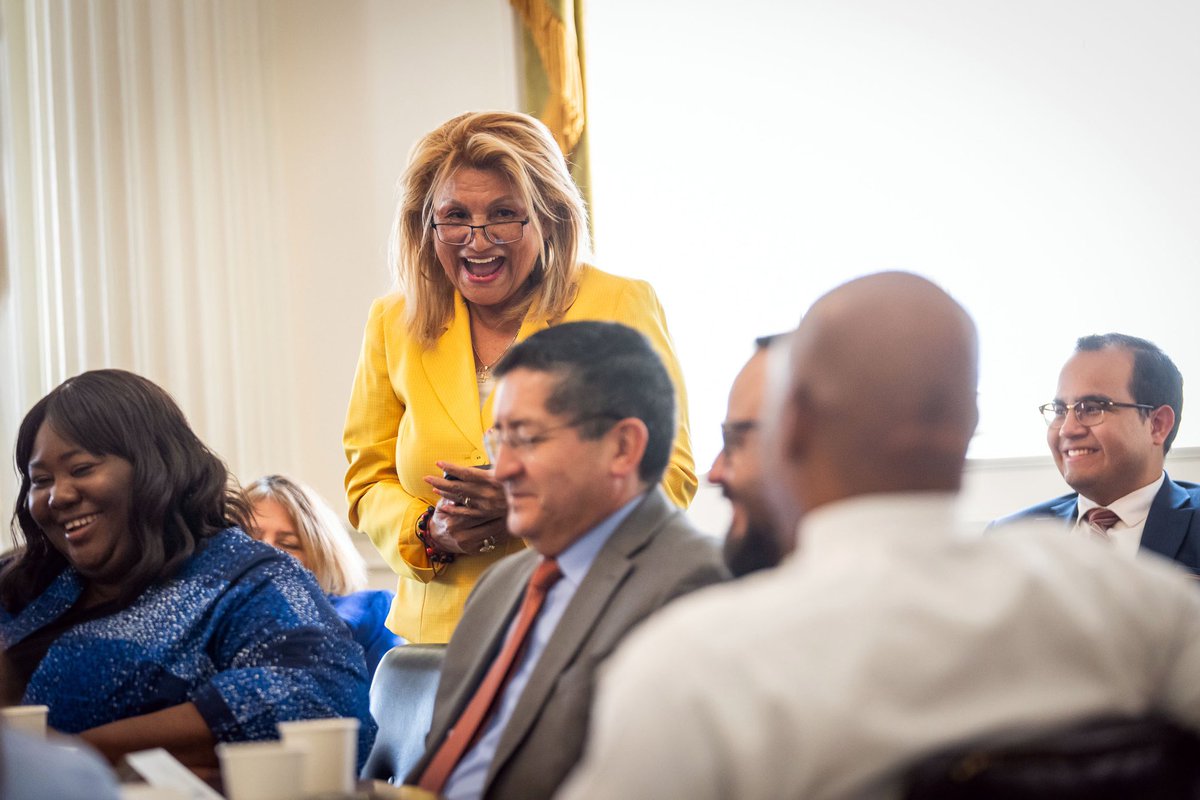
416, 505, 456, 574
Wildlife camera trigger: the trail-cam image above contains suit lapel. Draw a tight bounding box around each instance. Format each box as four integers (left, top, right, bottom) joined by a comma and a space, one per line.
425, 556, 535, 756
1050, 496, 1078, 527
421, 293, 486, 446
485, 491, 672, 786
1139, 475, 1190, 560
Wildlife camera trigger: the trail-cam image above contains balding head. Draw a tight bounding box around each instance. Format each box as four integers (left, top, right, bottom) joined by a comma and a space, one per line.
762, 272, 979, 534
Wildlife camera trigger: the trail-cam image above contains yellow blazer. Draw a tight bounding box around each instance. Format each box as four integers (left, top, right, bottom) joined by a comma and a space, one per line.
343, 265, 696, 643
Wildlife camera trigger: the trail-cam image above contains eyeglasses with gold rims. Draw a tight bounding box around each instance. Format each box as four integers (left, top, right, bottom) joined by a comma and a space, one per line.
430, 219, 531, 246
484, 414, 620, 462
1039, 399, 1158, 428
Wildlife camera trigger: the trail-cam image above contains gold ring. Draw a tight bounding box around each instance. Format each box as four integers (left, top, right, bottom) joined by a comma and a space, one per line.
478, 536, 496, 553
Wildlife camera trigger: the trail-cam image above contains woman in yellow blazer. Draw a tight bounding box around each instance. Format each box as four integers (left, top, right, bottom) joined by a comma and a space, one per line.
343, 112, 696, 644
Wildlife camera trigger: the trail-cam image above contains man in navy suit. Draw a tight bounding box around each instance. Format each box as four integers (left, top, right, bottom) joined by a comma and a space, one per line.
995, 333, 1200, 573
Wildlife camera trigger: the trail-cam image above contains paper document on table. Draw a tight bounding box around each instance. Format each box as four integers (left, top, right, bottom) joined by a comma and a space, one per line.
124, 748, 225, 800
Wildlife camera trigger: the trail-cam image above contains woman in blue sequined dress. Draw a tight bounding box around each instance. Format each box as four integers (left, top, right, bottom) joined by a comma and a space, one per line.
0, 370, 376, 770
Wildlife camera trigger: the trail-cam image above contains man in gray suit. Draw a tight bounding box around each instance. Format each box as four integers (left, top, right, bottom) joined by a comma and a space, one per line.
407, 320, 728, 800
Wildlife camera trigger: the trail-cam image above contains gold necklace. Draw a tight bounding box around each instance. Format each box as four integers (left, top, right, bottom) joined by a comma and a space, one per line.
472, 330, 519, 381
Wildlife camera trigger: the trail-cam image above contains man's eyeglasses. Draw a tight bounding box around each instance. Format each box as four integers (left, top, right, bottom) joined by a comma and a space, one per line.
1039, 399, 1157, 428
430, 219, 530, 246
720, 420, 758, 453
484, 414, 619, 462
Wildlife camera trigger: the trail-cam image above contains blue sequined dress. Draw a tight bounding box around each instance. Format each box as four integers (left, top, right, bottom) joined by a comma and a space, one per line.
0, 527, 377, 767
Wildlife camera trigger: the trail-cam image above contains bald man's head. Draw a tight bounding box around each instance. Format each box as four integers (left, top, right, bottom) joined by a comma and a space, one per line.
762, 272, 979, 527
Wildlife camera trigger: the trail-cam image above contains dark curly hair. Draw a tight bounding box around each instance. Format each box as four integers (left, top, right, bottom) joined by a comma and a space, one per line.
1, 369, 251, 612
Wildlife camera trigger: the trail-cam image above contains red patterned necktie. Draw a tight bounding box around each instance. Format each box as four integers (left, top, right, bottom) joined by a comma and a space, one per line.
1085, 507, 1121, 541
417, 557, 563, 794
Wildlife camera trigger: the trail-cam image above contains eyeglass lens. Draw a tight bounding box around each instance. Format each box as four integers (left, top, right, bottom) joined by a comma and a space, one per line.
435, 221, 525, 245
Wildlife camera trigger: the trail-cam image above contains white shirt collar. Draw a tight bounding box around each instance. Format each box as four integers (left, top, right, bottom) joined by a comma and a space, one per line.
1075, 471, 1165, 527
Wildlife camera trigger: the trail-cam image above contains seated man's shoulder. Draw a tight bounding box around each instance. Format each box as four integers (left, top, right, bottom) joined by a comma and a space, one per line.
991, 492, 1078, 528
1174, 479, 1200, 502
638, 513, 730, 585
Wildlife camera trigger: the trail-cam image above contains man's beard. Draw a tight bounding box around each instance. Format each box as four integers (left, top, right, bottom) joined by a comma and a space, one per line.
723, 521, 783, 578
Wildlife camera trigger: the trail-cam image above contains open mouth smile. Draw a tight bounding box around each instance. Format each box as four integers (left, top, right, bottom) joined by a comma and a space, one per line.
463, 256, 505, 281
62, 513, 99, 540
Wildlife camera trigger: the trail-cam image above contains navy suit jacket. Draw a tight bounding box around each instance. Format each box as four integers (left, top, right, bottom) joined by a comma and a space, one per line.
994, 474, 1200, 575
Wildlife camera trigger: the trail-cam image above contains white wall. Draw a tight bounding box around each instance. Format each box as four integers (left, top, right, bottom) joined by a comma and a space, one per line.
585, 0, 1200, 471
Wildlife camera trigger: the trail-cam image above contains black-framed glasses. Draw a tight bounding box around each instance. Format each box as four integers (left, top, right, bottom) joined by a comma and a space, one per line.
484, 414, 619, 462
1039, 399, 1157, 428
720, 420, 758, 453
430, 219, 530, 246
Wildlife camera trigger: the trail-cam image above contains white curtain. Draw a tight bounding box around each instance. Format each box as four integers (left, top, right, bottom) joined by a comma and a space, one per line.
0, 0, 295, 543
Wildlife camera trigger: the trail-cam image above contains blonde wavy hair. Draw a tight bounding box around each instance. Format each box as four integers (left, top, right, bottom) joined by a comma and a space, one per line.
244, 475, 367, 596
391, 111, 591, 346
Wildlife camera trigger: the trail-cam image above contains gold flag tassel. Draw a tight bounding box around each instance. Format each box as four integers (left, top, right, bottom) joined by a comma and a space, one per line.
510, 0, 586, 156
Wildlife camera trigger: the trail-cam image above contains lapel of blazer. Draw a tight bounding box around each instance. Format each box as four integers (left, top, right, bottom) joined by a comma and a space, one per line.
1049, 495, 1078, 526
485, 489, 672, 786
422, 296, 553, 439
1139, 474, 1190, 560
422, 293, 486, 446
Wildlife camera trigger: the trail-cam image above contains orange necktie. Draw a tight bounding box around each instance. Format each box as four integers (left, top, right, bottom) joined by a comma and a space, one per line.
418, 557, 563, 794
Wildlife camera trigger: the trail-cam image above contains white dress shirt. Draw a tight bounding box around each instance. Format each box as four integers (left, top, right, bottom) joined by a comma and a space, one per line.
1073, 472, 1164, 557
560, 492, 1200, 800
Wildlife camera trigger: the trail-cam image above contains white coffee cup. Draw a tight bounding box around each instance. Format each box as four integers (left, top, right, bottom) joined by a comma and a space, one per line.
1, 704, 49, 738
277, 717, 360, 796
216, 741, 305, 800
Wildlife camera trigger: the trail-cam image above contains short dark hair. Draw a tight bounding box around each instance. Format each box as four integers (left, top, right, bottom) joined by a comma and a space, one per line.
493, 321, 676, 485
1076, 333, 1184, 453
3, 369, 251, 612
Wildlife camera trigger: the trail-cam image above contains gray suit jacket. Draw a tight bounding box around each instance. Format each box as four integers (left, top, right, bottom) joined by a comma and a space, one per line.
405, 488, 729, 799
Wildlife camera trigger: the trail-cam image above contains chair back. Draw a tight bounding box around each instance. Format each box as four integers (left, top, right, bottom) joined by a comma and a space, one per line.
904, 714, 1200, 800
360, 644, 447, 784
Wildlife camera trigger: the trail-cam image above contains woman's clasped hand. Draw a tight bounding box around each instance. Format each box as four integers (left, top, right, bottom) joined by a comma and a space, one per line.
423, 462, 509, 555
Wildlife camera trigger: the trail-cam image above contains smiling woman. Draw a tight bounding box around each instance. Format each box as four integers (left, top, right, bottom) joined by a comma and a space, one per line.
25, 427, 135, 605
343, 110, 697, 644
0, 370, 376, 771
